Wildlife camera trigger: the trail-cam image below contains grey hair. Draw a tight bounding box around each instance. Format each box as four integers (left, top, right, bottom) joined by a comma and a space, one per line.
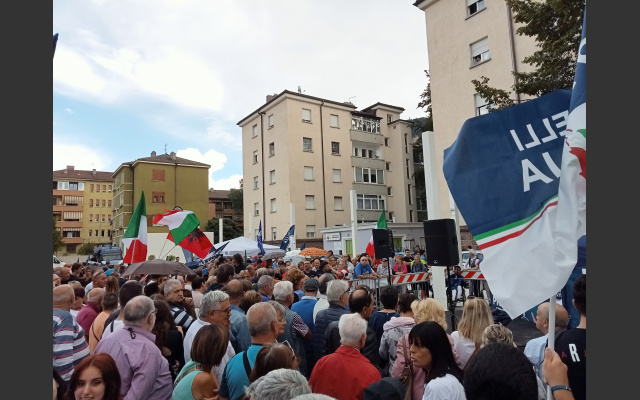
247, 302, 277, 336
268, 300, 286, 320
291, 395, 338, 400
338, 313, 367, 346
257, 275, 274, 289
245, 369, 311, 400
318, 273, 335, 295
273, 280, 293, 302
123, 295, 155, 326
326, 279, 348, 303
163, 278, 182, 295
199, 290, 230, 319
256, 267, 269, 278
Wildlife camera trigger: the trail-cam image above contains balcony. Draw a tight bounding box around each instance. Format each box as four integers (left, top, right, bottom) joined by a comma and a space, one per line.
62, 237, 83, 245
350, 129, 384, 145
351, 156, 385, 170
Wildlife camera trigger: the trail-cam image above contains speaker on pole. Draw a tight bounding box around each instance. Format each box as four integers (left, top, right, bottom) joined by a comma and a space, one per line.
423, 219, 459, 266
372, 229, 394, 259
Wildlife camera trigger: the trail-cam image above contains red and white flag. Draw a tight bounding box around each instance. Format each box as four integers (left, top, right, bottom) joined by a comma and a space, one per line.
122, 192, 147, 264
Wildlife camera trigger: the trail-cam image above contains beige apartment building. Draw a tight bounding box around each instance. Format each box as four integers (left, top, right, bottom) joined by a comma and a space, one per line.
53, 166, 114, 253
238, 90, 419, 247
413, 0, 538, 242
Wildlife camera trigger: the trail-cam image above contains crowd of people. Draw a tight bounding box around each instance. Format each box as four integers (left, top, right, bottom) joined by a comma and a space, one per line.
52, 247, 586, 400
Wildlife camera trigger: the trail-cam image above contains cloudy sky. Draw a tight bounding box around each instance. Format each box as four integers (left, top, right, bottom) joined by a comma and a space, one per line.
53, 0, 429, 190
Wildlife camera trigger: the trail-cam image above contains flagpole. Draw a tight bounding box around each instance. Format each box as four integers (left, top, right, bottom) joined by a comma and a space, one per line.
546, 296, 557, 400
350, 189, 358, 258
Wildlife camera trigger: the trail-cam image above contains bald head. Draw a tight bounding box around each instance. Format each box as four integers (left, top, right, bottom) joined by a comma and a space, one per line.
246, 302, 277, 337
53, 285, 74, 311
536, 302, 570, 334
226, 279, 245, 301
87, 288, 105, 304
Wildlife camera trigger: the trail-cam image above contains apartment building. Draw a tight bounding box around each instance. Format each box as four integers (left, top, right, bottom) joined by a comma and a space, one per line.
413, 0, 538, 246
238, 90, 418, 248
112, 151, 210, 248
53, 166, 114, 253
208, 189, 244, 231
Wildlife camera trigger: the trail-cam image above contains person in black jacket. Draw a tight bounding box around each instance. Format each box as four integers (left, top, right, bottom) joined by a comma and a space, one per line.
312, 280, 350, 366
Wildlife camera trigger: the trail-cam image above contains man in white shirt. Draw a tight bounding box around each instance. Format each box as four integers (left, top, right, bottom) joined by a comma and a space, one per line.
312, 273, 335, 323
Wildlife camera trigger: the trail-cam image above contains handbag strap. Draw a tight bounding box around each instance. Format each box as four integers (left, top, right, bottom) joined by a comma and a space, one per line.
173, 363, 203, 389
402, 335, 414, 376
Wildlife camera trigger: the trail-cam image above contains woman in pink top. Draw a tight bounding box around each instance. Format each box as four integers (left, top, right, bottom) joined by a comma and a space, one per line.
393, 255, 408, 274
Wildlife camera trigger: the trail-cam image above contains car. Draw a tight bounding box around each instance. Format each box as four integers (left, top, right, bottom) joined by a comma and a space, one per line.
53, 254, 65, 269
460, 250, 483, 268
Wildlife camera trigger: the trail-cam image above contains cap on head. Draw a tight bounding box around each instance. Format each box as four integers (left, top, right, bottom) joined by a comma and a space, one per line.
303, 279, 319, 291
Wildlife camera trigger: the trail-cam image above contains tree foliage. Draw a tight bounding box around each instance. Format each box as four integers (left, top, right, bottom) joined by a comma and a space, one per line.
228, 188, 243, 212
205, 217, 243, 242
417, 70, 433, 118
472, 0, 585, 110
78, 242, 97, 255
53, 218, 64, 253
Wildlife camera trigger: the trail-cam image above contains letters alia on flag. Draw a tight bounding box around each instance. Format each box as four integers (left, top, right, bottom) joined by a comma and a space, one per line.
122, 192, 147, 263
365, 210, 387, 265
443, 89, 579, 318
167, 227, 213, 259
153, 209, 200, 244
257, 221, 265, 255
280, 225, 295, 250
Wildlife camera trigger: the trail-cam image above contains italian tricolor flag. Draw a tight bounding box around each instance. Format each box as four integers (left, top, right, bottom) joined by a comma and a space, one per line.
122, 192, 148, 264
153, 209, 200, 244
365, 210, 387, 264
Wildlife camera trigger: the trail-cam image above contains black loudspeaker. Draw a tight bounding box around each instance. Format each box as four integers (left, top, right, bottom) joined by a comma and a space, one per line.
423, 219, 459, 266
372, 229, 394, 259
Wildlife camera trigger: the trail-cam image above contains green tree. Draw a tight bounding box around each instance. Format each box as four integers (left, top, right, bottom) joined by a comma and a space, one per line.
472, 0, 585, 110
228, 188, 243, 212
205, 217, 243, 242
78, 242, 97, 255
417, 70, 433, 119
53, 218, 64, 253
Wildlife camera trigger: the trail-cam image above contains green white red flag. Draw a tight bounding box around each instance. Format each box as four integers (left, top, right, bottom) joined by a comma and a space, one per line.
365, 210, 387, 264
153, 209, 200, 244
122, 192, 147, 263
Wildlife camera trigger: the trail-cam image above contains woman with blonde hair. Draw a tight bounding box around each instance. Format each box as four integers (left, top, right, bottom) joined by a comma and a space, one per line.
451, 297, 494, 369
105, 275, 120, 295
283, 268, 307, 303
391, 297, 459, 400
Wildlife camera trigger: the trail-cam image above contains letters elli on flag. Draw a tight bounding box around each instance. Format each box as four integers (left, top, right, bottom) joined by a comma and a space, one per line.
280, 225, 295, 250
167, 228, 213, 259
365, 210, 387, 264
122, 192, 147, 264
257, 221, 265, 255
443, 87, 584, 318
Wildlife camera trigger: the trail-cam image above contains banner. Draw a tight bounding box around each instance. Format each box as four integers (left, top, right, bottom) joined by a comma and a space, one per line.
280, 225, 295, 250
257, 221, 265, 255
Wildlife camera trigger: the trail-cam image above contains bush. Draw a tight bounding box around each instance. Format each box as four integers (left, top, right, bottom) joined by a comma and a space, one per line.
147, 255, 156, 260
78, 243, 97, 255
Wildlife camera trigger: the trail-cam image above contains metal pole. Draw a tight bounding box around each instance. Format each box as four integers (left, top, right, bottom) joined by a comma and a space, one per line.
289, 203, 297, 250
350, 190, 358, 257
219, 218, 223, 243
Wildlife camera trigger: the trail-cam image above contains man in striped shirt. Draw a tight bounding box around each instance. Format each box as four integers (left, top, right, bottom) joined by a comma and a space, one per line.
53, 285, 89, 381
164, 278, 195, 333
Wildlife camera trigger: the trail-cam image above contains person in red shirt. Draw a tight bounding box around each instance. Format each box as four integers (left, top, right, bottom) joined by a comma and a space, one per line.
309, 313, 381, 400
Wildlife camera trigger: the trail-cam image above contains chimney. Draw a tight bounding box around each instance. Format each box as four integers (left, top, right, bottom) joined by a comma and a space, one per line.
151, 151, 156, 157
92, 169, 96, 175
170, 151, 176, 161
266, 93, 278, 102
66, 165, 74, 171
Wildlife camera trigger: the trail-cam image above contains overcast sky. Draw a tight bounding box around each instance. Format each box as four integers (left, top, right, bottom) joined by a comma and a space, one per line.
53, 0, 429, 190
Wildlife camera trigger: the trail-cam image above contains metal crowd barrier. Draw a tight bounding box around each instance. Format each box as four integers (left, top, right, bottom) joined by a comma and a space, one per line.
348, 272, 432, 310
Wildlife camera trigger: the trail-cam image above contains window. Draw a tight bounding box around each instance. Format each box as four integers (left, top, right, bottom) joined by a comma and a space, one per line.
152, 169, 166, 181
302, 108, 311, 122
306, 225, 316, 239
253, 176, 259, 190
304, 166, 314, 181
90, 184, 94, 192
252, 124, 258, 137
406, 159, 411, 179
269, 142, 275, 157
361, 149, 367, 158
404, 134, 408, 153
108, 200, 112, 207
386, 162, 391, 171
467, 0, 486, 17
253, 150, 258, 164
89, 214, 93, 222
57, 181, 69, 190
387, 187, 392, 195
270, 198, 276, 213
89, 199, 93, 207
354, 167, 384, 184
475, 94, 491, 116
384, 138, 389, 146
268, 114, 274, 128
389, 211, 394, 222
471, 37, 490, 66
356, 194, 386, 210
101, 214, 106, 222
270, 170, 276, 184
102, 200, 106, 207
330, 114, 339, 128
108, 185, 112, 192
354, 147, 359, 157
89, 230, 92, 237
303, 137, 312, 151
272, 227, 277, 241
368, 149, 373, 159
333, 169, 342, 183
334, 196, 343, 210
101, 230, 105, 237
254, 202, 260, 216
331, 141, 340, 155
387, 114, 392, 123
305, 195, 315, 209
152, 192, 165, 203
408, 184, 413, 205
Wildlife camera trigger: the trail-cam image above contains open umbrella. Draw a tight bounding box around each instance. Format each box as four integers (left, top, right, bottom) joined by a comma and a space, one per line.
263, 250, 286, 260
284, 250, 305, 265
123, 259, 195, 276
298, 248, 329, 257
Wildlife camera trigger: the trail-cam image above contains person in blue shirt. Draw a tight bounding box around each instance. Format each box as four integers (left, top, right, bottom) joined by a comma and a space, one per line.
354, 255, 380, 279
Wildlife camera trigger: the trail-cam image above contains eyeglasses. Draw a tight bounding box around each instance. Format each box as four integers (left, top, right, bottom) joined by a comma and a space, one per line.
150, 308, 158, 315
213, 308, 232, 316
280, 340, 296, 359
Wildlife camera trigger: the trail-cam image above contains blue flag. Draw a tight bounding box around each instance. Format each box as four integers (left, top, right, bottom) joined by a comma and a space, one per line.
257, 221, 265, 255
279, 225, 295, 250
300, 241, 306, 250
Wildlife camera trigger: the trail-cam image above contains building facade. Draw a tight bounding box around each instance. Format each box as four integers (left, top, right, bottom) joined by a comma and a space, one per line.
53, 166, 114, 253
112, 152, 210, 249
413, 0, 538, 243
238, 90, 418, 254
207, 189, 244, 231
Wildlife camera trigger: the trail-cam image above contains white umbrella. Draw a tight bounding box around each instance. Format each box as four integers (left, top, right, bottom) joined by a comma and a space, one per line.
284, 250, 305, 265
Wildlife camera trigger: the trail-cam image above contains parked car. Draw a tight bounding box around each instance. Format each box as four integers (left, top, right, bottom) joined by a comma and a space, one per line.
53, 254, 65, 269
460, 250, 483, 267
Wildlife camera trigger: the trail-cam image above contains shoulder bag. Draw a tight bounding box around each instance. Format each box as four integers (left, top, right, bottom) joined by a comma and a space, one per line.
400, 336, 414, 400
